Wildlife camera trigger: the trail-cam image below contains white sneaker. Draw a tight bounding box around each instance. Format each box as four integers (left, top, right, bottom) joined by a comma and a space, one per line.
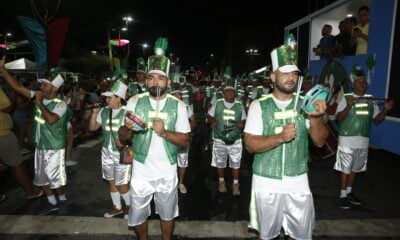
179, 184, 187, 194
65, 160, 78, 167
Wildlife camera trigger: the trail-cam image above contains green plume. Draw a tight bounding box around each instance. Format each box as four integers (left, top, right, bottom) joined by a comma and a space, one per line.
154, 38, 168, 56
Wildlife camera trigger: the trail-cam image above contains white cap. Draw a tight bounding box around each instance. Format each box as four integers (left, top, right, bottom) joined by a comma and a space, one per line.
37, 74, 64, 90
101, 80, 128, 99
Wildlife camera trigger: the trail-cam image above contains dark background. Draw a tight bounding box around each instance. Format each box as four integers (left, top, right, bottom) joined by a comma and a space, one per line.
0, 0, 337, 74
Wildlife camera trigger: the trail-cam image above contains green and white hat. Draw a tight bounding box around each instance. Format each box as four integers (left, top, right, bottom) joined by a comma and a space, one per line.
38, 74, 64, 90
271, 33, 300, 73
147, 37, 170, 77
136, 57, 147, 73
223, 67, 236, 91
349, 64, 366, 83
101, 80, 128, 99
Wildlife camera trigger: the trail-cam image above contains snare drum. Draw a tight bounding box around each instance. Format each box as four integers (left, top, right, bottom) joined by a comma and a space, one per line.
310, 120, 338, 160
302, 84, 329, 112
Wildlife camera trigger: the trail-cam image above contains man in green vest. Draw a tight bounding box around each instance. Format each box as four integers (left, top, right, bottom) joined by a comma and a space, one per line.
244, 34, 328, 240
124, 38, 190, 240
88, 80, 131, 219
208, 66, 246, 196
0, 56, 69, 215
334, 67, 393, 209
127, 57, 147, 98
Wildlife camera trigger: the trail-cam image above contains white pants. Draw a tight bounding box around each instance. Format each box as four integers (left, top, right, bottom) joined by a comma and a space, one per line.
211, 139, 242, 169
128, 176, 179, 226
34, 149, 67, 189
101, 147, 132, 185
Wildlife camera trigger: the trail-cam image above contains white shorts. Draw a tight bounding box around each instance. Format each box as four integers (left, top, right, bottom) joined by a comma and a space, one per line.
334, 146, 368, 174
34, 149, 67, 189
177, 147, 189, 168
211, 139, 242, 169
101, 147, 131, 185
128, 176, 179, 226
250, 191, 315, 240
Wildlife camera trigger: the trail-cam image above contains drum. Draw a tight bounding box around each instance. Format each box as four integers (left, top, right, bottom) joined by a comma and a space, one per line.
310, 120, 338, 160
302, 84, 329, 112
125, 112, 147, 131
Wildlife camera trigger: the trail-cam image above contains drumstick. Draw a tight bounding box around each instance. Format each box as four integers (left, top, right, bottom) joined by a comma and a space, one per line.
291, 76, 303, 122
155, 86, 160, 118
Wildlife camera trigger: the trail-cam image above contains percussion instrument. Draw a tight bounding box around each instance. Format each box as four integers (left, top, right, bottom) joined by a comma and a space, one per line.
353, 97, 387, 105
310, 120, 338, 160
302, 84, 329, 112
125, 111, 147, 131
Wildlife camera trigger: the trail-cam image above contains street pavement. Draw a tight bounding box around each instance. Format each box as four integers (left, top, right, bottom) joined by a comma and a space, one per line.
1, 123, 400, 239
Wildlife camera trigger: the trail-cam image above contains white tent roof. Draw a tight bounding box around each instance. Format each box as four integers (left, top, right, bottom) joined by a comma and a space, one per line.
5, 58, 36, 70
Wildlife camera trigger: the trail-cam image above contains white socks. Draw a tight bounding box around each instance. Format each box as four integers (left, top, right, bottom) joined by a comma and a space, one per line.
121, 191, 130, 206
47, 195, 57, 205
219, 178, 224, 182
110, 191, 122, 209
233, 179, 239, 185
59, 194, 67, 201
346, 186, 352, 194
340, 190, 347, 198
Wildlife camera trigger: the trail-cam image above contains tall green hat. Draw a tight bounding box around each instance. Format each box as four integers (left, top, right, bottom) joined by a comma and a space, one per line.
136, 57, 147, 73
169, 64, 181, 83
271, 33, 299, 73
147, 37, 170, 76
224, 66, 232, 79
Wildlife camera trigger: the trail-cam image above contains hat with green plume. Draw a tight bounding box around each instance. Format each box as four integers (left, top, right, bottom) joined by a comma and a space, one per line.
136, 57, 146, 73
271, 33, 299, 73
147, 37, 170, 76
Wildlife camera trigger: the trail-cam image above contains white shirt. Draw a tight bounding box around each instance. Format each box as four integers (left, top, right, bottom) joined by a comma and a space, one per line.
336, 92, 379, 148
126, 95, 191, 180
244, 96, 310, 193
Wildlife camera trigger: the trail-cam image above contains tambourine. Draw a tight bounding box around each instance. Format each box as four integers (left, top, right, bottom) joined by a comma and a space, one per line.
302, 84, 329, 113
125, 111, 147, 131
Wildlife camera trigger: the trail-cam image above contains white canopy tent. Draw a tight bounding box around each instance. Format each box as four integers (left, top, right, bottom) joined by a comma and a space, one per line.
5, 58, 37, 70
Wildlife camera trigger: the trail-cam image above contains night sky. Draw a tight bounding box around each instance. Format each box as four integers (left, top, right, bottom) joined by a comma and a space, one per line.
1, 0, 337, 73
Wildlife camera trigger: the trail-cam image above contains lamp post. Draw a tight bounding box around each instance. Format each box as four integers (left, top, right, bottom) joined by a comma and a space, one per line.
122, 16, 133, 29
246, 48, 258, 72
142, 43, 148, 57
0, 32, 12, 47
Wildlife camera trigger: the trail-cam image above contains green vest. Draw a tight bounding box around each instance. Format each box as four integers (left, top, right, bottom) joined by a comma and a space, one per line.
132, 93, 179, 164
213, 90, 224, 101
213, 99, 243, 142
32, 98, 68, 150
128, 82, 146, 97
253, 94, 308, 179
206, 86, 215, 99
100, 107, 126, 152
339, 93, 374, 137
255, 86, 268, 100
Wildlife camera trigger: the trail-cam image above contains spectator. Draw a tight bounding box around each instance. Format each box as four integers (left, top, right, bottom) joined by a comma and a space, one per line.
335, 17, 357, 56
353, 6, 370, 55
313, 24, 336, 59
